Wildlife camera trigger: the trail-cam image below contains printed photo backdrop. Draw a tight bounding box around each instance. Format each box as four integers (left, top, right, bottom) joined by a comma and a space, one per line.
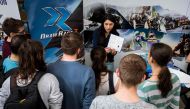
83, 0, 190, 73
23, 0, 190, 67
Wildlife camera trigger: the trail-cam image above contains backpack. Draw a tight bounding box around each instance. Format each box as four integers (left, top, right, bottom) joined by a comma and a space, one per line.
4, 71, 47, 109
0, 59, 18, 88
107, 71, 115, 95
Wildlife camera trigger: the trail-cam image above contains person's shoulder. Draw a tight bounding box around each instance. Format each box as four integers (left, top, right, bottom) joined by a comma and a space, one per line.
47, 60, 61, 67
138, 80, 155, 92
93, 95, 111, 103
38, 73, 58, 85
139, 100, 157, 109
170, 73, 180, 82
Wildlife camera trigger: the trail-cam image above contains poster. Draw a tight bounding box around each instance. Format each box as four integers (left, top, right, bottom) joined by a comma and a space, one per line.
24, 0, 83, 63
0, 0, 21, 26
83, 0, 190, 73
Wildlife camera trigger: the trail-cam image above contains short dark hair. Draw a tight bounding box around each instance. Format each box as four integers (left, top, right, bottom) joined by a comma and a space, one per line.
2, 17, 24, 36
119, 54, 146, 88
61, 32, 83, 55
10, 34, 27, 54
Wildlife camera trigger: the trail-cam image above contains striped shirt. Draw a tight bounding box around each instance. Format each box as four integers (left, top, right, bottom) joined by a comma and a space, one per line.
137, 73, 181, 109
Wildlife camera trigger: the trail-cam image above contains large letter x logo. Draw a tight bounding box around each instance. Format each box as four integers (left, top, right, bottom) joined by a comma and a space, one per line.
42, 7, 72, 31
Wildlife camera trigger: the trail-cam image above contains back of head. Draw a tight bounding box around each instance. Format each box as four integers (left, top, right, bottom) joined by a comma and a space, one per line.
30, 40, 47, 72
150, 43, 173, 97
2, 17, 24, 36
18, 39, 36, 80
61, 32, 83, 55
90, 47, 106, 66
150, 43, 172, 67
18, 40, 46, 81
10, 35, 27, 55
119, 54, 146, 88
90, 47, 107, 90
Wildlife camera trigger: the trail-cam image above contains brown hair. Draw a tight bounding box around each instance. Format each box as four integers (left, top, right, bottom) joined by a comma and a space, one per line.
90, 47, 107, 90
150, 43, 173, 97
61, 32, 83, 55
2, 17, 24, 36
10, 34, 27, 54
119, 54, 146, 87
17, 40, 46, 83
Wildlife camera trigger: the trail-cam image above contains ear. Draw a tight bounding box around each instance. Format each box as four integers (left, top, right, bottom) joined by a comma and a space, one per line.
77, 48, 81, 55
10, 32, 16, 37
148, 55, 153, 64
141, 74, 146, 82
115, 68, 120, 77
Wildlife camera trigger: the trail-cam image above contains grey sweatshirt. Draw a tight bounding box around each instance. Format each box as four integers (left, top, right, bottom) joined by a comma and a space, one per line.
0, 73, 63, 109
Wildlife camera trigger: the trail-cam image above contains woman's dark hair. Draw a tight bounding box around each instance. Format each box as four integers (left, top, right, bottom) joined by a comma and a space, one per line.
90, 47, 108, 90
150, 43, 173, 97
99, 14, 119, 45
10, 35, 27, 54
17, 40, 46, 83
31, 40, 47, 72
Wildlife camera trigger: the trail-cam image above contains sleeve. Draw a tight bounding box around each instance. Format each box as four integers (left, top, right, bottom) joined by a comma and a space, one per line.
169, 76, 181, 109
83, 68, 96, 109
38, 73, 63, 109
0, 77, 11, 109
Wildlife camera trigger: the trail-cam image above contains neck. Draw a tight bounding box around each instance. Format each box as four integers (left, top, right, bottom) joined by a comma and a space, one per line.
10, 53, 19, 61
114, 83, 140, 103
61, 53, 77, 61
7, 36, 12, 42
105, 32, 109, 38
149, 64, 162, 80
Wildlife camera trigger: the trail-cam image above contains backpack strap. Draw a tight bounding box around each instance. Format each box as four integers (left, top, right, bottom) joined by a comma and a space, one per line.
108, 71, 115, 95
30, 71, 45, 85
0, 67, 18, 88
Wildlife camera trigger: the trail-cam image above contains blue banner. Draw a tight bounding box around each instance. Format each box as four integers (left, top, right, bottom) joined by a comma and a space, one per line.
24, 0, 83, 63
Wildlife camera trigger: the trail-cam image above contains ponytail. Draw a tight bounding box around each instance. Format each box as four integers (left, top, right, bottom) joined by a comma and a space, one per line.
90, 47, 107, 90
92, 58, 107, 90
158, 66, 173, 97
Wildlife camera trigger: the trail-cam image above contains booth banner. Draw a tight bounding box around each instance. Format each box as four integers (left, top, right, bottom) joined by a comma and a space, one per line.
24, 0, 83, 63
0, 0, 20, 27
83, 0, 190, 52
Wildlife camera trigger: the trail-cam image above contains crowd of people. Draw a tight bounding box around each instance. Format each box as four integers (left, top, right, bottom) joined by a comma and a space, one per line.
0, 15, 189, 109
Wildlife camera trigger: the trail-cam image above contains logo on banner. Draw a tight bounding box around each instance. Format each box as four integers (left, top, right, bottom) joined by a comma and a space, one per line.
42, 7, 71, 31
0, 0, 7, 5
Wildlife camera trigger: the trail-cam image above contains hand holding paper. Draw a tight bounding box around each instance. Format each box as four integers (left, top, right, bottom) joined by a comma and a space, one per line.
107, 34, 124, 52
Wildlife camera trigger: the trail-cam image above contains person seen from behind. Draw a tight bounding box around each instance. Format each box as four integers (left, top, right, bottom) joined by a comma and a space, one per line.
0, 40, 63, 109
90, 47, 119, 95
90, 54, 157, 109
47, 32, 95, 109
138, 43, 181, 109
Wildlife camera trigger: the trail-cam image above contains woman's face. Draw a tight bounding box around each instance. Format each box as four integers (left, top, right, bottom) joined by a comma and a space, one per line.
103, 19, 114, 33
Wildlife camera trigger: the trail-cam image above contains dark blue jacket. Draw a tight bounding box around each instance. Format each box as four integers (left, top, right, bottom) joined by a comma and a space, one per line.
47, 60, 96, 109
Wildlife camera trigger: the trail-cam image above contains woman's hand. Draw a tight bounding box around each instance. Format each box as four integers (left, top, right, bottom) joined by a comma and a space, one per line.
111, 48, 117, 55
105, 47, 112, 53
105, 47, 117, 55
